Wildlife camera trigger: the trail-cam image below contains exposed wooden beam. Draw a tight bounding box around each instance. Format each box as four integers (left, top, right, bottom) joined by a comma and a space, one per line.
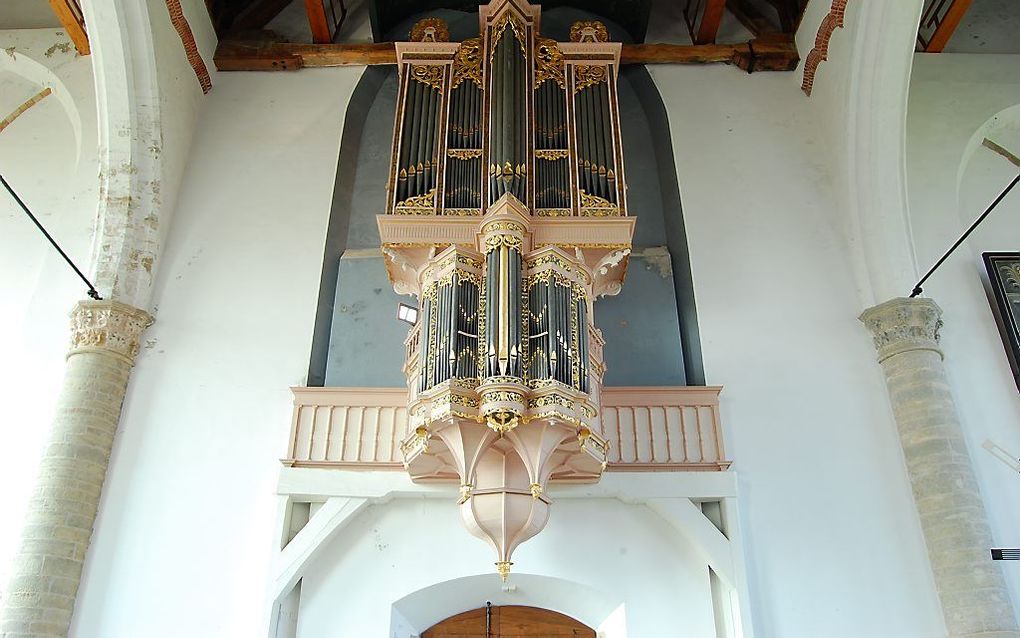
215, 37, 799, 72
47, 0, 89, 56
924, 0, 975, 52
694, 0, 728, 45
624, 36, 798, 71
304, 0, 331, 43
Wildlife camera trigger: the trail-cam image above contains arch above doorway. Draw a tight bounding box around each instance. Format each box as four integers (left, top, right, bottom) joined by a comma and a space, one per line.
423, 605, 595, 637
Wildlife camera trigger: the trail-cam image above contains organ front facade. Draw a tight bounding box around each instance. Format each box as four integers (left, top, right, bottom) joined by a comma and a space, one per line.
378, 0, 635, 579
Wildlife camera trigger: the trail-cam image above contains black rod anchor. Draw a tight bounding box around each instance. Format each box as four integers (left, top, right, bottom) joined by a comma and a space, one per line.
909, 171, 1020, 298
1, 172, 102, 300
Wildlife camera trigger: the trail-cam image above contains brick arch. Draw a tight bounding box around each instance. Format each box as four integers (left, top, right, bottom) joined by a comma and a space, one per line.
423, 605, 596, 637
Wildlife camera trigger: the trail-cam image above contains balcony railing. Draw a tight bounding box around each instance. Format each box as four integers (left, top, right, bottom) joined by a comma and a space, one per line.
284, 386, 730, 472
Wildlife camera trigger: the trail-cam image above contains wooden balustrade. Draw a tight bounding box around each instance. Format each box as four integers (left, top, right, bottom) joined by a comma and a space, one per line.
284, 385, 729, 472
601, 387, 728, 471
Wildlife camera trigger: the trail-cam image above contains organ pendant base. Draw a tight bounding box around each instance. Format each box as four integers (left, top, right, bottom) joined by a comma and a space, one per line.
383, 196, 629, 578
381, 0, 632, 580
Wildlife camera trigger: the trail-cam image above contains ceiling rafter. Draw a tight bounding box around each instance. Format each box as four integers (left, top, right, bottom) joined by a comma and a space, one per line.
917, 0, 976, 52
213, 37, 799, 72
684, 0, 728, 45
47, 0, 89, 55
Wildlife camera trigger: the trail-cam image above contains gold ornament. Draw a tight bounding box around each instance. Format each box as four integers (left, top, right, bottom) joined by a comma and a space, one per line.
410, 64, 444, 90
570, 20, 609, 43
410, 17, 450, 42
535, 149, 569, 161
574, 64, 609, 91
448, 148, 483, 160
394, 188, 437, 212
492, 11, 527, 56
534, 38, 565, 88
496, 561, 513, 582
452, 38, 483, 89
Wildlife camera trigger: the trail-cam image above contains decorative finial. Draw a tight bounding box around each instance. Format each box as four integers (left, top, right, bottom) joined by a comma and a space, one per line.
570, 21, 609, 43
530, 483, 542, 499
496, 561, 513, 582
410, 17, 450, 42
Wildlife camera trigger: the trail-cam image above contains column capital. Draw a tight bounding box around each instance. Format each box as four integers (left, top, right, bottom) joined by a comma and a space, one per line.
859, 297, 943, 363
69, 299, 153, 364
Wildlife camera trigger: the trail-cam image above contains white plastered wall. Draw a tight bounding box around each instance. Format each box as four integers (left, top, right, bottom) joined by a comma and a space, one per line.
906, 52, 1020, 617
297, 498, 715, 636
68, 67, 364, 637
0, 29, 98, 598
647, 61, 944, 636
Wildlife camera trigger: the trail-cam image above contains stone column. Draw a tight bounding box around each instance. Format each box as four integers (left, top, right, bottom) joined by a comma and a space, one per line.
0, 300, 151, 638
861, 297, 1019, 638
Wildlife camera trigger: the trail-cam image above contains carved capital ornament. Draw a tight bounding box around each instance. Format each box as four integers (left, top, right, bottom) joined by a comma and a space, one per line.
69, 300, 153, 364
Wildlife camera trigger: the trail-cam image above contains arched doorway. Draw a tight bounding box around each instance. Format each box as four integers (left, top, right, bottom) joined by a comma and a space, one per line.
422, 605, 596, 637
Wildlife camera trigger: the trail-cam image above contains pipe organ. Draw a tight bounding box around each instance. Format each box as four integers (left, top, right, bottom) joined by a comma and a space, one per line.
378, 0, 635, 580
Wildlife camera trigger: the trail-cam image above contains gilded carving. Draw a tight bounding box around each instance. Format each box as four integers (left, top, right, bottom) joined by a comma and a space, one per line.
578, 189, 620, 215
484, 233, 524, 253
395, 188, 437, 211
481, 220, 525, 235
570, 20, 609, 43
534, 38, 565, 88
535, 149, 569, 161
452, 38, 483, 89
491, 11, 527, 56
448, 148, 483, 160
410, 17, 450, 42
410, 64, 445, 91
574, 64, 609, 91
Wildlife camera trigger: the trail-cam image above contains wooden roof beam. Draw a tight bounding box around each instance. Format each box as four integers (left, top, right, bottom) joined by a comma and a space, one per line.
691, 0, 728, 45
214, 37, 799, 72
921, 0, 975, 52
47, 0, 89, 55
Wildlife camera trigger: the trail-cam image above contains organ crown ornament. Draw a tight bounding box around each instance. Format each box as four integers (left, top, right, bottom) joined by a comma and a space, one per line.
379, 0, 633, 581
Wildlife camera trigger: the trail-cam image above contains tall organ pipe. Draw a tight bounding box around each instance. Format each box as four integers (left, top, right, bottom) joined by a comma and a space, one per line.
591, 84, 605, 198
405, 78, 422, 199
396, 74, 417, 204
599, 83, 615, 202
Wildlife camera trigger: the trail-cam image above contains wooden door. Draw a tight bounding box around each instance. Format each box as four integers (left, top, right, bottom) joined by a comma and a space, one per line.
422, 605, 595, 637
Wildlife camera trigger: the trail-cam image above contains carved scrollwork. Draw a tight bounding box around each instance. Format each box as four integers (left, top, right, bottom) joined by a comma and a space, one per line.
394, 188, 436, 212
578, 189, 619, 215
574, 64, 609, 91
491, 10, 527, 56
484, 233, 523, 252
410, 17, 450, 42
410, 64, 445, 90
570, 20, 609, 43
452, 38, 483, 89
535, 149, 569, 161
448, 148, 483, 160
535, 208, 571, 217
534, 38, 565, 88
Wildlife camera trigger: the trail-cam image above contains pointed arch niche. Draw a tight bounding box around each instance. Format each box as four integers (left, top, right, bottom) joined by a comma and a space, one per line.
307, 8, 705, 389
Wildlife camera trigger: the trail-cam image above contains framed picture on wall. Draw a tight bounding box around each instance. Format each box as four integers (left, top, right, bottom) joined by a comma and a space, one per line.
983, 252, 1020, 392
